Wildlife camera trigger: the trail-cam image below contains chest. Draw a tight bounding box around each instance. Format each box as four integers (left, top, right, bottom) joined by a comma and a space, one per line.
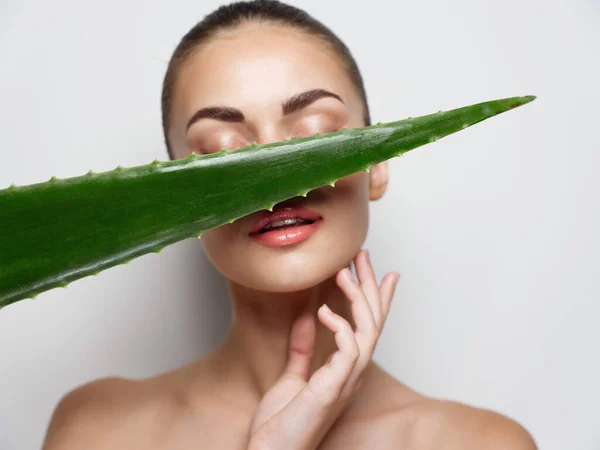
162, 426, 404, 450
146, 420, 404, 450
317, 419, 405, 450
143, 405, 415, 450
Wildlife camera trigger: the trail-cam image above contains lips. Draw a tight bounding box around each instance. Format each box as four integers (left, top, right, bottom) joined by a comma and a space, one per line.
248, 202, 323, 248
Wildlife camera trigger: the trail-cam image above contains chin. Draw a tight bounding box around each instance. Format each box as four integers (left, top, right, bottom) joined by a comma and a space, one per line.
240, 255, 340, 293
203, 230, 366, 293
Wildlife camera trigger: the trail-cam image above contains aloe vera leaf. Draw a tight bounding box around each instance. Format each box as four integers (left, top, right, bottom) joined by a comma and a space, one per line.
0, 95, 535, 308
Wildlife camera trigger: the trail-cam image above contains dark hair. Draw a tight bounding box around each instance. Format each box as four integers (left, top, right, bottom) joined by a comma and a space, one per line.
161, 0, 370, 159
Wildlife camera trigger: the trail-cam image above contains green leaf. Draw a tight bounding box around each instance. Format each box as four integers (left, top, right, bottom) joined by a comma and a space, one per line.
0, 95, 536, 308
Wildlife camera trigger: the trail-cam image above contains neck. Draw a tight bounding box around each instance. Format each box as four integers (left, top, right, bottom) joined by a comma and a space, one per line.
206, 274, 384, 414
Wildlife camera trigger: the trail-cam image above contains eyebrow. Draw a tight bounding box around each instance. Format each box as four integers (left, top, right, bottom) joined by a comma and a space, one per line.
282, 88, 344, 115
185, 106, 244, 131
185, 88, 344, 132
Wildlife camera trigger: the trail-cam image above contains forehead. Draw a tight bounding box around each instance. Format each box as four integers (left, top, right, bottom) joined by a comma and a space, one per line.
169, 24, 363, 137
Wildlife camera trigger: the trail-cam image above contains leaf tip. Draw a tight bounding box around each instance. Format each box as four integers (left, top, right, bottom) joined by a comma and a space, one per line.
507, 95, 537, 110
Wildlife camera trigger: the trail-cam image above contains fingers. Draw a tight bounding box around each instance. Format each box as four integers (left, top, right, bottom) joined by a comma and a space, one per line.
317, 305, 360, 375
306, 305, 360, 404
354, 249, 382, 328
336, 268, 377, 339
283, 312, 316, 381
379, 272, 400, 319
333, 251, 401, 391
304, 252, 401, 407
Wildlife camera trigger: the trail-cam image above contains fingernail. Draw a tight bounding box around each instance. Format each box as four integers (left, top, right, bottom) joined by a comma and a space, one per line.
364, 249, 370, 264
322, 304, 332, 314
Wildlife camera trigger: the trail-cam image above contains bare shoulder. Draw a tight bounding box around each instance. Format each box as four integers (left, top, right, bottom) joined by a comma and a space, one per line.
387, 397, 538, 450
41, 358, 238, 450
42, 376, 182, 450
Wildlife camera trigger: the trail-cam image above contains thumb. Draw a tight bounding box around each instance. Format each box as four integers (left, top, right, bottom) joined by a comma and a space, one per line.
283, 312, 316, 381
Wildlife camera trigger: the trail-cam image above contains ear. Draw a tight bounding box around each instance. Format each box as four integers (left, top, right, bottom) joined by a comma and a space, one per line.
368, 161, 388, 201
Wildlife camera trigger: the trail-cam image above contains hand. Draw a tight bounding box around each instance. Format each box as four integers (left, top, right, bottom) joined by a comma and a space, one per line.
246, 249, 400, 450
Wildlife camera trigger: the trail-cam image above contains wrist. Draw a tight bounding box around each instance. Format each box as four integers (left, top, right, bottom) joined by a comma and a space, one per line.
246, 431, 317, 450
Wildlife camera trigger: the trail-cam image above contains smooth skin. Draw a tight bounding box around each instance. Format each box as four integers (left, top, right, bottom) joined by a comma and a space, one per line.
43, 22, 537, 450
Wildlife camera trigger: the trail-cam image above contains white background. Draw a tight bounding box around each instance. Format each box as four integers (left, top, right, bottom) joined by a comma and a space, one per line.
0, 0, 598, 449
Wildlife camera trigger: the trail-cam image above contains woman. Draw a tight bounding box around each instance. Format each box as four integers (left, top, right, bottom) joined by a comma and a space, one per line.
43, 1, 537, 449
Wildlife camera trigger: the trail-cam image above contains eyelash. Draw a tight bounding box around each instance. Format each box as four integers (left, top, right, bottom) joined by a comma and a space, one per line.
191, 125, 342, 154
290, 126, 341, 140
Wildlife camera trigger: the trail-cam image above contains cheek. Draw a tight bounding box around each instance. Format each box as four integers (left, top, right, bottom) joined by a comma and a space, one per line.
329, 172, 370, 211
326, 172, 370, 238
199, 224, 239, 270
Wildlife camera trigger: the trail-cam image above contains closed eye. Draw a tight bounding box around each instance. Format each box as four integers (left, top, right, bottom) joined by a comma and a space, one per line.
290, 120, 343, 140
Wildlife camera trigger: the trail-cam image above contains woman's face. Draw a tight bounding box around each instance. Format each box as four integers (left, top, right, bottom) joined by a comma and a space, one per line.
168, 23, 387, 292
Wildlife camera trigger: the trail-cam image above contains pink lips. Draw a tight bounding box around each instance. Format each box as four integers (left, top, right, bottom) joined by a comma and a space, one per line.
248, 204, 323, 248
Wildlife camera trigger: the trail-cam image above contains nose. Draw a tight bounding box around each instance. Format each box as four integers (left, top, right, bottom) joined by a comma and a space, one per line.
254, 121, 286, 146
